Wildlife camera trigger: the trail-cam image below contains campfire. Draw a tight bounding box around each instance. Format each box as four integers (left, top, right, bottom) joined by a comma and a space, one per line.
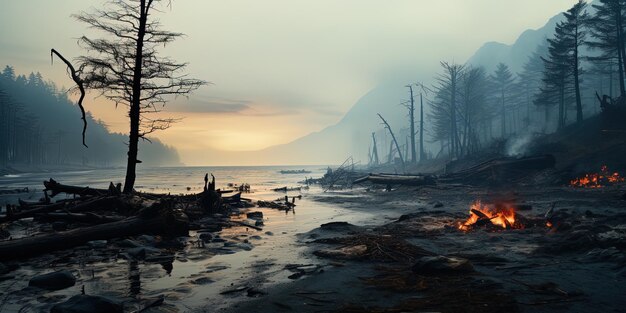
458, 201, 523, 231
570, 165, 624, 188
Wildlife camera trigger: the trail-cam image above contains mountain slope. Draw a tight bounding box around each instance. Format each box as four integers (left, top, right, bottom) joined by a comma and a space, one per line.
466, 13, 561, 73
211, 8, 566, 166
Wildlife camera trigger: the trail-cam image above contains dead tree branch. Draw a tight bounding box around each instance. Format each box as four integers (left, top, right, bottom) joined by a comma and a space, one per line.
51, 49, 88, 148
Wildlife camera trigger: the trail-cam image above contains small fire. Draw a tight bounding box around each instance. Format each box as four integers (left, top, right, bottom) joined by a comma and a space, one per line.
458, 201, 522, 231
570, 165, 624, 188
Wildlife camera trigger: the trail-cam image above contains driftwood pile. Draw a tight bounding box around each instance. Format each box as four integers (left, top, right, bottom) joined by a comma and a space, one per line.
354, 155, 556, 188
354, 174, 436, 187
0, 174, 252, 261
440, 154, 556, 185
257, 195, 301, 211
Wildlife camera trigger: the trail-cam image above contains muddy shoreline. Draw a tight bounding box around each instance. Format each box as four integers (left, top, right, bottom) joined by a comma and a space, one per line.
1, 170, 625, 313
227, 184, 626, 313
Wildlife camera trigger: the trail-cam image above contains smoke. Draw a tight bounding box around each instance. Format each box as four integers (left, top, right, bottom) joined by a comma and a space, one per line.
505, 133, 534, 157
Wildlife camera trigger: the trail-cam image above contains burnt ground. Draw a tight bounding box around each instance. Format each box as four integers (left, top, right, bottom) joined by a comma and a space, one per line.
230, 183, 626, 313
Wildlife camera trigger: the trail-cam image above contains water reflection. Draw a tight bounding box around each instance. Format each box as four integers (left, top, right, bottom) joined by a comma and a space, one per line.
129, 260, 141, 296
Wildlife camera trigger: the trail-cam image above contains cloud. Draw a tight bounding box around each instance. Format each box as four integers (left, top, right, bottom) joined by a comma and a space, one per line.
165, 94, 251, 113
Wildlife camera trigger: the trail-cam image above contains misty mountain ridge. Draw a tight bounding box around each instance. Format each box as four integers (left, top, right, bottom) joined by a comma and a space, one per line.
218, 6, 567, 166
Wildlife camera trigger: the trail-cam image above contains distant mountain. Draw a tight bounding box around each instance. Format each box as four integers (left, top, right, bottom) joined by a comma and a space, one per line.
465, 14, 562, 73
210, 8, 567, 166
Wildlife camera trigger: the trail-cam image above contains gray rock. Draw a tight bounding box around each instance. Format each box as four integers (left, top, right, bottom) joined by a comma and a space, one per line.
87, 240, 107, 249
28, 270, 76, 291
137, 235, 156, 244
118, 239, 143, 248
199, 233, 213, 242
126, 247, 146, 260
50, 294, 123, 313
412, 255, 474, 275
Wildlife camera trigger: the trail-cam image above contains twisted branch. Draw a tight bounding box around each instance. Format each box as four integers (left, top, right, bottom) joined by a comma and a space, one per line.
51, 49, 88, 148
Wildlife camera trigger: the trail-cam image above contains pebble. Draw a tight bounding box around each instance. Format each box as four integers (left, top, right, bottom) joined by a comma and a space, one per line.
29, 270, 76, 291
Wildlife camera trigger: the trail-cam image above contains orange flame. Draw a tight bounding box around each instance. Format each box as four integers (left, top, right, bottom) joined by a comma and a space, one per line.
458, 201, 522, 231
570, 165, 624, 188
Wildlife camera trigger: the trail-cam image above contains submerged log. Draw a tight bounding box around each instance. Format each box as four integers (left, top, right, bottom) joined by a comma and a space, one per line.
0, 203, 188, 261
353, 174, 436, 186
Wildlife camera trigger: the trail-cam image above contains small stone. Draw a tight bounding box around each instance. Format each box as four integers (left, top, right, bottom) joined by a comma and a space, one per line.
433, 202, 444, 208
412, 255, 473, 275
50, 294, 123, 313
87, 240, 108, 249
314, 245, 367, 260
199, 233, 213, 242
191, 277, 214, 285
265, 231, 274, 236
247, 287, 266, 297
126, 247, 146, 260
29, 270, 76, 291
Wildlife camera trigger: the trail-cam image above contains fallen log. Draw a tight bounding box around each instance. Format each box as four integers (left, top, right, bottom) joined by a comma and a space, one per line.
35, 212, 123, 224
230, 220, 263, 231
440, 154, 556, 185
0, 187, 29, 195
0, 196, 121, 224
44, 179, 111, 198
65, 196, 123, 213
222, 192, 242, 204
353, 174, 436, 186
0, 203, 188, 261
0, 202, 66, 224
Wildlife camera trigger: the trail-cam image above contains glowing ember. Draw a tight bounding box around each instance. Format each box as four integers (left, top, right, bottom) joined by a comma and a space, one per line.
458, 201, 523, 231
570, 165, 624, 188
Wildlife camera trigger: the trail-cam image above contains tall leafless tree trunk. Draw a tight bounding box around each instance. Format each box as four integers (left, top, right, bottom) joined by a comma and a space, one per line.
406, 85, 417, 163
377, 113, 405, 171
419, 92, 425, 162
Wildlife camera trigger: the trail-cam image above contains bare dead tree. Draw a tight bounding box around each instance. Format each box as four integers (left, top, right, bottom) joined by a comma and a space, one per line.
404, 84, 417, 164
73, 0, 206, 193
50, 49, 88, 148
371, 132, 379, 166
377, 113, 405, 171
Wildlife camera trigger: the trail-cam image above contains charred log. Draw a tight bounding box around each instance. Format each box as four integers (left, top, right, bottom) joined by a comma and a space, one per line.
441, 154, 556, 185
44, 179, 111, 198
1, 196, 123, 224
354, 174, 436, 186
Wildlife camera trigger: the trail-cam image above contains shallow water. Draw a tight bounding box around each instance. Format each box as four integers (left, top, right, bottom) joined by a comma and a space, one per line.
0, 166, 375, 312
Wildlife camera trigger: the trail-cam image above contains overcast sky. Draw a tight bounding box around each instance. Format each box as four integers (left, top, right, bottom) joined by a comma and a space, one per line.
0, 0, 576, 164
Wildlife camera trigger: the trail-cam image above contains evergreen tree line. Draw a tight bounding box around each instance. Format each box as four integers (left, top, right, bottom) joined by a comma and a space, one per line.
0, 65, 181, 170
426, 0, 623, 160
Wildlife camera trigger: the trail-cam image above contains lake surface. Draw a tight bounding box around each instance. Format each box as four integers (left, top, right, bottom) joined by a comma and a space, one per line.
0, 166, 375, 312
